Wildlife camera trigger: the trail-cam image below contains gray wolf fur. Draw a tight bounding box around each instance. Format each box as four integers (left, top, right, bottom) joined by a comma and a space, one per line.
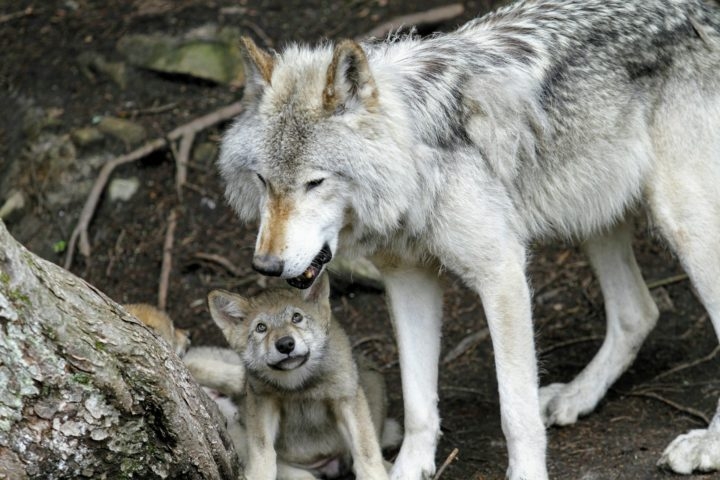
188, 274, 400, 479
218, 0, 720, 478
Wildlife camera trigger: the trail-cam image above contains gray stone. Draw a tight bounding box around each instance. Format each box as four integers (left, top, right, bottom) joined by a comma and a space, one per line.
117, 31, 244, 85
97, 117, 146, 146
71, 126, 105, 147
108, 177, 140, 202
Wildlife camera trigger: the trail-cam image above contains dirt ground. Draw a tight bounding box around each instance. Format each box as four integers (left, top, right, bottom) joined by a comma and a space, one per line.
2, 1, 719, 479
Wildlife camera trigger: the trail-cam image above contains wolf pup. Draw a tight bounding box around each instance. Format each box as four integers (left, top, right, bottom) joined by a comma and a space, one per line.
205, 273, 399, 480
218, 0, 720, 477
124, 303, 190, 356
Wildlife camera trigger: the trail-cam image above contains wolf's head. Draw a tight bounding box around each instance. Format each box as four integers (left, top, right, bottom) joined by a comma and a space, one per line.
219, 37, 417, 289
208, 273, 332, 390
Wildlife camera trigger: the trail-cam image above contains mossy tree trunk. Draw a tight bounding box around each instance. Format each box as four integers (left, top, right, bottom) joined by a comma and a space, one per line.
0, 221, 241, 480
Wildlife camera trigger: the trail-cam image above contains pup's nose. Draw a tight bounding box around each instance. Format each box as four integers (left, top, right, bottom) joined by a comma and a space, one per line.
252, 254, 284, 276
275, 336, 295, 354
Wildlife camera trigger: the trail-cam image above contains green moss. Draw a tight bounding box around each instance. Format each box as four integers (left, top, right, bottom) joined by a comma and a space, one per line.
72, 373, 92, 385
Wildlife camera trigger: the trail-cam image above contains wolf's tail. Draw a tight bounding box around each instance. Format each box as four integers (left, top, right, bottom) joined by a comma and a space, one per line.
381, 418, 403, 449
182, 346, 245, 397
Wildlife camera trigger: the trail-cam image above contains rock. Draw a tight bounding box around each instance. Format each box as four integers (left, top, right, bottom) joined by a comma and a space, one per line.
96, 117, 146, 146
71, 126, 105, 147
328, 256, 384, 291
193, 141, 218, 165
108, 177, 140, 202
77, 52, 128, 89
117, 29, 244, 85
0, 190, 27, 223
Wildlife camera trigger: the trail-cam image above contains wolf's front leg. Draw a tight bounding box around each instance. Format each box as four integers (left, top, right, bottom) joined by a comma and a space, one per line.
245, 391, 280, 480
381, 266, 443, 480
658, 398, 720, 474
472, 249, 548, 480
333, 389, 389, 480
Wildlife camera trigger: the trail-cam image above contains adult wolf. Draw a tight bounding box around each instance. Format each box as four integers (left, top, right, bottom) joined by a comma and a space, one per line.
218, 0, 720, 477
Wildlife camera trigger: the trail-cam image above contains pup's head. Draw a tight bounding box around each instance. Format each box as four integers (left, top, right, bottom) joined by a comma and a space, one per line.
208, 273, 332, 390
219, 36, 402, 290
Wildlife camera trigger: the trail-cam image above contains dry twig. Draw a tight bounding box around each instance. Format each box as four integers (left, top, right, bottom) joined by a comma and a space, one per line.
539, 335, 603, 356
432, 447, 460, 480
626, 390, 709, 425
158, 209, 178, 311
442, 328, 490, 364
0, 6, 33, 24
193, 252, 246, 277
648, 345, 720, 384
64, 101, 243, 269
646, 273, 689, 290
357, 4, 465, 40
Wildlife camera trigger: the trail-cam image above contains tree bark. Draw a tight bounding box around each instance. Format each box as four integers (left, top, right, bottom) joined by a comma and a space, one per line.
0, 221, 241, 479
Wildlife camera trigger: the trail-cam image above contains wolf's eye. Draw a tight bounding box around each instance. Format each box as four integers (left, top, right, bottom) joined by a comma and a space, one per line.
256, 173, 266, 186
305, 178, 324, 191
255, 323, 267, 333
292, 312, 303, 324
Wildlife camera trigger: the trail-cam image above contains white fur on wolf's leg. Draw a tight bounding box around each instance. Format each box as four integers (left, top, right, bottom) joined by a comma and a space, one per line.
381, 267, 443, 480
276, 463, 317, 480
658, 400, 720, 474
476, 256, 548, 480
540, 222, 658, 426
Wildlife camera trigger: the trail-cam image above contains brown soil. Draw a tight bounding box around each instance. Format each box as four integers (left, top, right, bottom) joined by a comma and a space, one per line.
2, 1, 718, 479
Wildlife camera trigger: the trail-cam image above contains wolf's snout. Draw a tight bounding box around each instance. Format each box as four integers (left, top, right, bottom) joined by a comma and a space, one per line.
275, 336, 295, 354
252, 254, 284, 276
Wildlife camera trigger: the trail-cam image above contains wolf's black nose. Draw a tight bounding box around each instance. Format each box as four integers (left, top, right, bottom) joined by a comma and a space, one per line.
252, 255, 284, 276
275, 336, 295, 354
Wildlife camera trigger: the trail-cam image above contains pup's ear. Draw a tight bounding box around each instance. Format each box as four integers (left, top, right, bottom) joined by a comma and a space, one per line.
208, 290, 250, 339
302, 272, 331, 310
240, 36, 275, 97
323, 40, 378, 114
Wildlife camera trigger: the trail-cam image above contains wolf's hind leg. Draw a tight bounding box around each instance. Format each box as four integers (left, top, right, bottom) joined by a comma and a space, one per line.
540, 220, 659, 426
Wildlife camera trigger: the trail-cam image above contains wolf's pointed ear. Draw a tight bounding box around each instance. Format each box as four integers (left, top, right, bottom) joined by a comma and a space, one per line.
323, 40, 378, 114
240, 36, 276, 95
302, 273, 331, 310
208, 290, 250, 338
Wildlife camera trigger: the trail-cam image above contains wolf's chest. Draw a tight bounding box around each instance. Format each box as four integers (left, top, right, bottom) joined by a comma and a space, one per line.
274, 399, 346, 464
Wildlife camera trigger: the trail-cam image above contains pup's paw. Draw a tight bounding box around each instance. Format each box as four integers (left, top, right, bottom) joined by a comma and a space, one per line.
539, 382, 597, 427
658, 428, 720, 474
389, 432, 437, 480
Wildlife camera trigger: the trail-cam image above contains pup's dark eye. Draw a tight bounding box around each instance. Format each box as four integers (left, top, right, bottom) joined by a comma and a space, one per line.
292, 312, 303, 324
256, 173, 266, 186
306, 178, 324, 190
256, 323, 267, 333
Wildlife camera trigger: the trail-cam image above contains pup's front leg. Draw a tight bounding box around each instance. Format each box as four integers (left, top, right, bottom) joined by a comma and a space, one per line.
380, 266, 443, 480
245, 390, 280, 480
333, 389, 389, 480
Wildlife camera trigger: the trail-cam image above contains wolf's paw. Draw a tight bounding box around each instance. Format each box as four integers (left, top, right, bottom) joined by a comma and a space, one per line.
389, 432, 437, 480
658, 428, 720, 474
539, 382, 589, 427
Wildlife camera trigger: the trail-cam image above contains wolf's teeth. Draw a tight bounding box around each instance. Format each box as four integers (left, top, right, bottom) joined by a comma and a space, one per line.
304, 269, 314, 279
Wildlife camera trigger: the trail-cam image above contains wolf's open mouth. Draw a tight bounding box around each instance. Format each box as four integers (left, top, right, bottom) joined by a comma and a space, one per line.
287, 244, 332, 289
270, 353, 309, 371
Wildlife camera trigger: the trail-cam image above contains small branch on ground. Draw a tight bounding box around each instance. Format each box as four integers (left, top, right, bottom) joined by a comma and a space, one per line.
64, 101, 243, 269
432, 447, 460, 480
646, 273, 689, 290
0, 6, 33, 24
158, 209, 178, 311
539, 335, 603, 356
442, 328, 490, 364
625, 390, 710, 426
357, 4, 465, 40
647, 345, 720, 384
352, 334, 388, 349
193, 252, 246, 277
